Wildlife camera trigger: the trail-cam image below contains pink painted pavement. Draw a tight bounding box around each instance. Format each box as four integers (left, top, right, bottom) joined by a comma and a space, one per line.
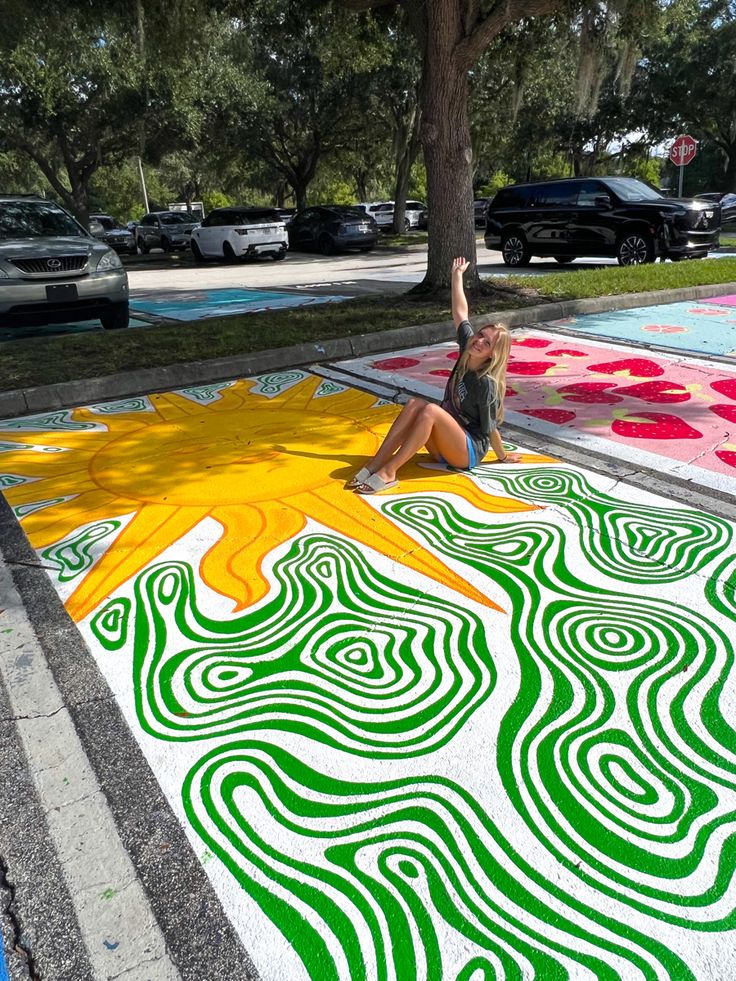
340, 331, 736, 492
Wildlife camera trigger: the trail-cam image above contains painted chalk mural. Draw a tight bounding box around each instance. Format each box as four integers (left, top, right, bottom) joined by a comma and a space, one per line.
1, 372, 735, 980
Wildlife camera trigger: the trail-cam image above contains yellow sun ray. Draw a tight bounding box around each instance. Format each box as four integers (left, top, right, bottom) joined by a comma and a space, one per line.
66, 504, 211, 621
206, 502, 306, 610
19, 491, 140, 546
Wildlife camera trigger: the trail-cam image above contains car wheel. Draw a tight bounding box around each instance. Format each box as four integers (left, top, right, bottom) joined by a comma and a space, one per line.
404, 218, 410, 232
137, 238, 149, 255
554, 256, 576, 264
319, 234, 335, 256
191, 240, 205, 263
100, 302, 129, 330
617, 232, 654, 266
160, 236, 171, 253
501, 232, 531, 267
223, 241, 236, 262
272, 250, 286, 261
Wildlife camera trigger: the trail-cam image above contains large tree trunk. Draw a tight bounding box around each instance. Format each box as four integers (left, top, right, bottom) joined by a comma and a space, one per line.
412, 3, 477, 292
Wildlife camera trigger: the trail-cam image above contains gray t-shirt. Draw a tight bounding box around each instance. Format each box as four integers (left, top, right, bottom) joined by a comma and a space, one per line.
440, 320, 498, 458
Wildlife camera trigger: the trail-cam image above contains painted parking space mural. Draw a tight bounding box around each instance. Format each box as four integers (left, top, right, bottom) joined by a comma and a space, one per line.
1, 374, 735, 980
543, 294, 736, 358
130, 286, 351, 321
337, 331, 736, 495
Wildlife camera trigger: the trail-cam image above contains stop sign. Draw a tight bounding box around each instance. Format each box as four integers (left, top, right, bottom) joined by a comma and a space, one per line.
669, 135, 697, 166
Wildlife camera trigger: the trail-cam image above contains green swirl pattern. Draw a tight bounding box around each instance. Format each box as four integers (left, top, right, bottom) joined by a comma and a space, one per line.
42, 518, 124, 582
183, 742, 691, 981
91, 535, 496, 755
84, 462, 735, 978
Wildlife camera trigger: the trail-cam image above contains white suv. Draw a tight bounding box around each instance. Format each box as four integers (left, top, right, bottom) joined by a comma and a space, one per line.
357, 200, 426, 231
190, 206, 288, 262
0, 195, 129, 329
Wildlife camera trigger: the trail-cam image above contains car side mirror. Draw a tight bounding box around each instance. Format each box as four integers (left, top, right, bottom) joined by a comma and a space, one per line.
594, 194, 612, 208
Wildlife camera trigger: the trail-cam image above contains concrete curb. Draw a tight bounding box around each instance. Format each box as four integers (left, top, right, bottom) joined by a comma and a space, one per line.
2, 280, 735, 420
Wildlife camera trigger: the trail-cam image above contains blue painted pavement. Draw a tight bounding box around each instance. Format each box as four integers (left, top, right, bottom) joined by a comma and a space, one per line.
0, 933, 8, 981
544, 295, 736, 358
130, 287, 351, 321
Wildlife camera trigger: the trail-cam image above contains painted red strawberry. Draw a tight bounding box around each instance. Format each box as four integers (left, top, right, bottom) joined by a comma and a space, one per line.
513, 337, 551, 348
546, 349, 588, 357
519, 408, 577, 423
557, 382, 622, 404
429, 369, 452, 377
588, 358, 664, 378
508, 361, 557, 375
711, 379, 736, 401
715, 450, 736, 469
611, 412, 703, 440
446, 351, 459, 361
506, 386, 518, 397
371, 357, 420, 370
709, 403, 736, 423
613, 380, 691, 403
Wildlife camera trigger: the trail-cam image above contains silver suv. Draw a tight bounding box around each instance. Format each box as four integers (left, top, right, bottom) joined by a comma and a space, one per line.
0, 195, 129, 329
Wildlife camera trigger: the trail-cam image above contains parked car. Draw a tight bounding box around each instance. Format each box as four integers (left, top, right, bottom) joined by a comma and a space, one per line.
485, 177, 721, 266
135, 210, 199, 253
697, 192, 736, 225
273, 207, 297, 225
405, 200, 427, 229
0, 194, 129, 329
474, 198, 491, 227
288, 206, 378, 254
356, 201, 415, 232
90, 214, 137, 255
190, 207, 288, 262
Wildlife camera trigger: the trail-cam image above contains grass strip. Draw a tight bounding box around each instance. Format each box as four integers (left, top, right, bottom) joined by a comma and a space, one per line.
495, 256, 736, 300
0, 291, 531, 393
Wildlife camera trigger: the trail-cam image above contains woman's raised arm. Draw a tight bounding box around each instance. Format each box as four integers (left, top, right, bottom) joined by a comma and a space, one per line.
451, 256, 470, 327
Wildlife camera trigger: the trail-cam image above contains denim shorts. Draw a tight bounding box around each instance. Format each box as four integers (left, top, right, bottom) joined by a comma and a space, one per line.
437, 433, 478, 470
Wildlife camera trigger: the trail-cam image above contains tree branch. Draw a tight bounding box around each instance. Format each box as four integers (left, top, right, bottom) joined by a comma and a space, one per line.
460, 0, 563, 69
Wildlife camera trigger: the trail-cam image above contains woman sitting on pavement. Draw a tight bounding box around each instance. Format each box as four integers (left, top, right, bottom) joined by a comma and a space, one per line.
349, 255, 522, 495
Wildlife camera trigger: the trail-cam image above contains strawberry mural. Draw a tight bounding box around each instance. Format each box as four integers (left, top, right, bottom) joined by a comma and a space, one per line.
612, 380, 691, 403
711, 379, 736, 401
519, 408, 577, 424
546, 349, 588, 357
709, 404, 736, 424
716, 449, 736, 469
512, 338, 552, 348
371, 356, 421, 370
587, 358, 664, 378
611, 412, 703, 440
557, 382, 622, 404
508, 361, 559, 375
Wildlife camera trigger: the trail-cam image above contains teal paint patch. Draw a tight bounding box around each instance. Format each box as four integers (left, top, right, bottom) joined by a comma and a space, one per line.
130, 288, 351, 321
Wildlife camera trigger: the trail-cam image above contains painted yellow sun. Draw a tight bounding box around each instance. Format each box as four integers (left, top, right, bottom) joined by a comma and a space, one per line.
1, 373, 541, 621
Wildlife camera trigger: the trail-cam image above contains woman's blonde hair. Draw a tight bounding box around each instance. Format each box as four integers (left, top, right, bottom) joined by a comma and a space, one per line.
454, 323, 511, 422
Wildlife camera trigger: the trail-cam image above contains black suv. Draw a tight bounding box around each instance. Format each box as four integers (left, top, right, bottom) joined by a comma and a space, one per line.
485, 177, 721, 266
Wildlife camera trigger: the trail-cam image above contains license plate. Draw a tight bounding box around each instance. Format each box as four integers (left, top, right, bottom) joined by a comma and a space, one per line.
46, 284, 78, 301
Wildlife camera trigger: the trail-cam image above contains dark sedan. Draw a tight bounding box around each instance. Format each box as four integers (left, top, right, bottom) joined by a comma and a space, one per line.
90, 214, 137, 255
288, 206, 378, 255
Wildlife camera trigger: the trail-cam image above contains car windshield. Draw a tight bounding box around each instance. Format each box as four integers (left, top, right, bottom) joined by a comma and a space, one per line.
94, 216, 119, 230
0, 201, 84, 239
160, 212, 195, 224
602, 178, 663, 202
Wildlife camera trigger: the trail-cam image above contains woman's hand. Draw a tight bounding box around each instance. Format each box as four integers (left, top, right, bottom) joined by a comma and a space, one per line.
452, 256, 470, 275
494, 451, 522, 464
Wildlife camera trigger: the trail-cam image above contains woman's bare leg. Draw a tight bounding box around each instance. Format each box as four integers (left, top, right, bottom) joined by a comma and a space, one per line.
363, 397, 426, 472
373, 404, 469, 482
